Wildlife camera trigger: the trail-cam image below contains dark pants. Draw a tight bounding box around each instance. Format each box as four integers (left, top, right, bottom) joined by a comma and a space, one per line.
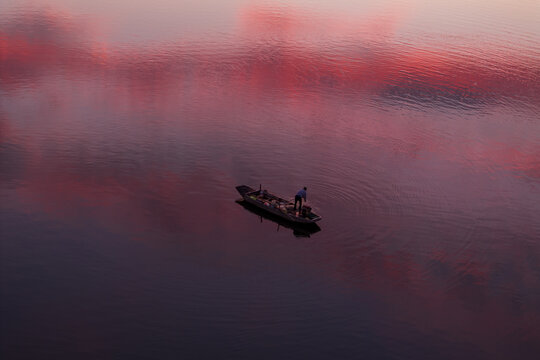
294, 195, 303, 211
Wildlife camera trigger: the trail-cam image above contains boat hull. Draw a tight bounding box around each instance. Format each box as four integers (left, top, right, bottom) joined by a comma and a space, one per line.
236, 199, 321, 237
235, 185, 322, 225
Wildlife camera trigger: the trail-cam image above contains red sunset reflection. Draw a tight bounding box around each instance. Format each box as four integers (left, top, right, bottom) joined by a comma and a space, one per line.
1, 7, 538, 174
1, 6, 539, 103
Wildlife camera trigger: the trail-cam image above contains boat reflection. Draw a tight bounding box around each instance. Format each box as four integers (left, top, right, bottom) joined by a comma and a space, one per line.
236, 199, 321, 238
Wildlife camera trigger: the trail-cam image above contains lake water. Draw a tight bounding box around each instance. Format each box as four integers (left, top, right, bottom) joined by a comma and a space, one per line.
1, 0, 539, 358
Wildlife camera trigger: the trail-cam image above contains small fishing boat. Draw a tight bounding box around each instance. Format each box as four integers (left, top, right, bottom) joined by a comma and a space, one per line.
236, 185, 322, 225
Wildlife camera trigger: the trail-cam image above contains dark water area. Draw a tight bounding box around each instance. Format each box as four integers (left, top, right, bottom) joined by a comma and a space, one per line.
1, 0, 539, 359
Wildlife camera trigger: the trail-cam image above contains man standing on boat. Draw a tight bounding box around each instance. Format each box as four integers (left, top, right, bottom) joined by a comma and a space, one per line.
294, 187, 307, 211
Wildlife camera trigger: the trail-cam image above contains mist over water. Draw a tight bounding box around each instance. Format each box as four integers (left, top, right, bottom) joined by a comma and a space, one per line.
1, 0, 539, 359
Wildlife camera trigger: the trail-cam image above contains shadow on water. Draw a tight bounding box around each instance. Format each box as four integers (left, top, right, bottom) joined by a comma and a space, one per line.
236, 200, 321, 238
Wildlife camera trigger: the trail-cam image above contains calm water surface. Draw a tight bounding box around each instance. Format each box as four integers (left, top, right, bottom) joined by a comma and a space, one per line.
1, 0, 539, 359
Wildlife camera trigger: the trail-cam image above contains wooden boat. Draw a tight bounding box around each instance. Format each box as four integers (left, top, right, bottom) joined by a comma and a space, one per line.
235, 185, 322, 225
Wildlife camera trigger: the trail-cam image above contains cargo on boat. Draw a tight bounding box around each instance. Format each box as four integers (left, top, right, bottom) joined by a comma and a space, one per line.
236, 199, 321, 237
235, 185, 322, 225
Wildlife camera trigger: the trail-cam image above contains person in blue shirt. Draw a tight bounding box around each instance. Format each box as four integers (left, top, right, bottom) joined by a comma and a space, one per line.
294, 187, 307, 211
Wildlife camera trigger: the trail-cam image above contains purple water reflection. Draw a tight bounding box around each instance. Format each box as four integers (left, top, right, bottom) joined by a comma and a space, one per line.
1, 1, 539, 359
